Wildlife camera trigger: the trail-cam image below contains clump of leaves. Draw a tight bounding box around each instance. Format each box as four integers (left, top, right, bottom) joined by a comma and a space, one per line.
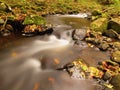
23, 15, 46, 25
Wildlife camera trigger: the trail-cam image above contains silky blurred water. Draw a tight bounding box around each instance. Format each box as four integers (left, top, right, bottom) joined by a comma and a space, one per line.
0, 14, 108, 90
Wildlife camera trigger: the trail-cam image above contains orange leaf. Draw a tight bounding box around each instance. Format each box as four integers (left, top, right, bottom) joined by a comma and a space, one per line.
54, 58, 60, 65
33, 82, 40, 90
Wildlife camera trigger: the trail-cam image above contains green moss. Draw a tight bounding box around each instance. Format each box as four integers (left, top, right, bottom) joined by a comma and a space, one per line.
23, 16, 46, 25
90, 18, 108, 33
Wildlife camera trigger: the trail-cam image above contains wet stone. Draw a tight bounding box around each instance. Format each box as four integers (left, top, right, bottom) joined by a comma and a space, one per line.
72, 29, 87, 40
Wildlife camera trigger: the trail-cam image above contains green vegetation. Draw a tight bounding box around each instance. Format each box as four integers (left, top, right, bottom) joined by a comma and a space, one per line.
0, 0, 119, 16
23, 16, 46, 25
0, 0, 120, 35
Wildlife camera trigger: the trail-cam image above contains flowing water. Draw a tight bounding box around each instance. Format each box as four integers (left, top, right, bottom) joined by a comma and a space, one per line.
0, 14, 110, 90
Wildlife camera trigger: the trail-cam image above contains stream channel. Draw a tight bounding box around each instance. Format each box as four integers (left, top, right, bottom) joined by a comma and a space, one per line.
0, 14, 110, 90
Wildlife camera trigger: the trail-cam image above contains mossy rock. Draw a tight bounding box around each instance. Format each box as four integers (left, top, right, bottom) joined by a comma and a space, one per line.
23, 15, 46, 25
90, 18, 108, 33
108, 17, 120, 33
91, 10, 102, 16
110, 74, 120, 90
111, 51, 120, 63
0, 2, 7, 11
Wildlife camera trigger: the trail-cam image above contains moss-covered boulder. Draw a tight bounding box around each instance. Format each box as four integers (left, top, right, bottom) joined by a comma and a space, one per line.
110, 74, 120, 90
108, 17, 120, 33
90, 18, 108, 33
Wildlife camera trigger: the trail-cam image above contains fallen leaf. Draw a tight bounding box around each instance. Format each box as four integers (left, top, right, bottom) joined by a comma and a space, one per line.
54, 58, 60, 65
33, 82, 40, 90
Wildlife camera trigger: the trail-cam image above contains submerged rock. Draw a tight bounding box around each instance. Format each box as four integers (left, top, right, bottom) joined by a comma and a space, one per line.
90, 18, 108, 33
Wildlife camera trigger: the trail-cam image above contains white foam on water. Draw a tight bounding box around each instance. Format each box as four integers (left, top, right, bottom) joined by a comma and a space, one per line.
60, 13, 88, 18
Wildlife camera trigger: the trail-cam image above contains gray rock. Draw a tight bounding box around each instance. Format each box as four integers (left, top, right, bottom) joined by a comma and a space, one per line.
72, 29, 87, 40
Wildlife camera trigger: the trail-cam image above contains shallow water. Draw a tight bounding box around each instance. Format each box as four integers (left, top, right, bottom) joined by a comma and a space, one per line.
0, 14, 109, 90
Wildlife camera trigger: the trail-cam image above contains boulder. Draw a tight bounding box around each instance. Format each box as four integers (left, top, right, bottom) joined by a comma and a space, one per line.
72, 29, 87, 40
90, 18, 108, 33
108, 17, 120, 33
